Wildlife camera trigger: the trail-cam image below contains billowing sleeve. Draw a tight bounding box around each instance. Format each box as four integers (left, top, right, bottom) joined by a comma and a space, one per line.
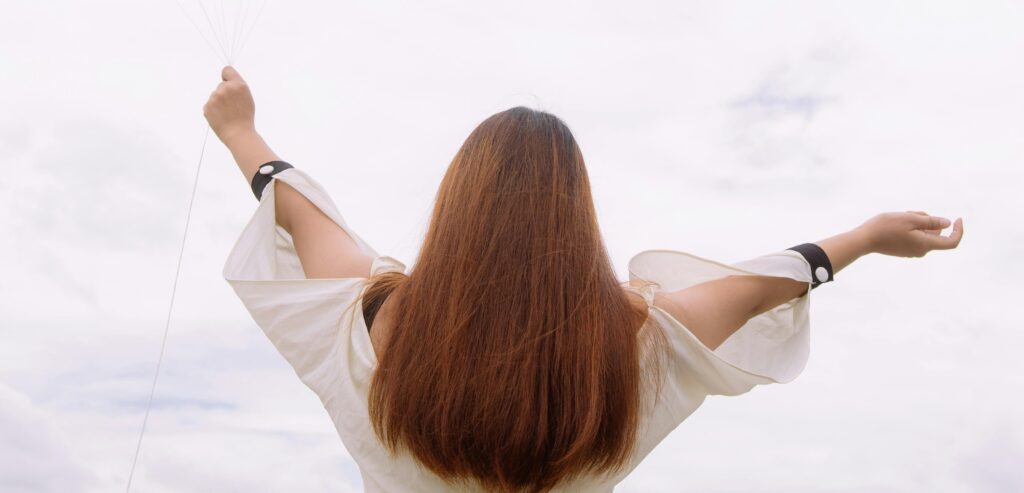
222, 167, 406, 400
628, 248, 814, 397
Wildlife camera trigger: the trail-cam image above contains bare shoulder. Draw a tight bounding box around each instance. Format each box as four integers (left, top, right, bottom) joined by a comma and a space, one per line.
622, 279, 648, 303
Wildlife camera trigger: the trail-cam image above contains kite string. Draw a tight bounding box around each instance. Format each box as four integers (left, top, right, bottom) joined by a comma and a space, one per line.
124, 127, 211, 492
230, 1, 245, 62
234, 0, 268, 64
198, 0, 229, 61
127, 3, 268, 488
169, 0, 227, 64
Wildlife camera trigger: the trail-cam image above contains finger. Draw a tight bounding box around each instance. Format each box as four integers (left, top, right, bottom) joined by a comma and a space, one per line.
922, 217, 964, 250
907, 212, 950, 231
222, 65, 243, 82
915, 212, 944, 235
906, 211, 941, 234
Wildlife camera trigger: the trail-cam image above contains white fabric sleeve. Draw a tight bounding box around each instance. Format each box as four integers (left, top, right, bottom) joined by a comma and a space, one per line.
222, 168, 405, 399
628, 248, 813, 397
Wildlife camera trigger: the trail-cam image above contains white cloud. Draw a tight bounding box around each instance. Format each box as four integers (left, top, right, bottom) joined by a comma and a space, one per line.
0, 384, 96, 492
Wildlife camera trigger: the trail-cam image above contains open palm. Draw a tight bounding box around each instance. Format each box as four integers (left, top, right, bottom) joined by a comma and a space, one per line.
860, 211, 964, 258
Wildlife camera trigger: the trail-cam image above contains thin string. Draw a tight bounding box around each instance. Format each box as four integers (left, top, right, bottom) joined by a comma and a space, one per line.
234, 0, 268, 64
124, 127, 211, 492
198, 0, 229, 61
229, 1, 245, 63
217, 0, 229, 59
127, 3, 269, 488
170, 0, 228, 64
231, 0, 255, 64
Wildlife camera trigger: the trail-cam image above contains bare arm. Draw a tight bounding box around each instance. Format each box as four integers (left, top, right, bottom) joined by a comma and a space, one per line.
747, 228, 873, 319
658, 213, 964, 350
205, 66, 374, 279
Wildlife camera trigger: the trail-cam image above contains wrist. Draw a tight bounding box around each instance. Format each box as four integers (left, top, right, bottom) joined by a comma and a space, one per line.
848, 226, 877, 256
222, 125, 259, 149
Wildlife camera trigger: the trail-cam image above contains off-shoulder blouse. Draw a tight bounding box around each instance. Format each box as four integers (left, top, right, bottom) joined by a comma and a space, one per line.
223, 168, 815, 492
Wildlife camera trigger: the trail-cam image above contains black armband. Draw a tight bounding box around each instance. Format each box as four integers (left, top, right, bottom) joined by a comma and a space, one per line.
251, 160, 295, 201
786, 242, 834, 289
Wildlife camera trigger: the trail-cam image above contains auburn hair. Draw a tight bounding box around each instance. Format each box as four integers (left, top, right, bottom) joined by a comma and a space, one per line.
363, 106, 666, 492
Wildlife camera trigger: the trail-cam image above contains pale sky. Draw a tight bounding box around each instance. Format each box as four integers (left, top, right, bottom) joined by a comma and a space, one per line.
1, 1, 1021, 492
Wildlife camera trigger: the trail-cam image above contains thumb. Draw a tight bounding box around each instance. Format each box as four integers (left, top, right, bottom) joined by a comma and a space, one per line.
907, 212, 950, 231
222, 65, 243, 82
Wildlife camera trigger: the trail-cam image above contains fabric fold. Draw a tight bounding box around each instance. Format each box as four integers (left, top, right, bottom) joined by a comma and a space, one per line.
222, 168, 406, 397
628, 248, 813, 396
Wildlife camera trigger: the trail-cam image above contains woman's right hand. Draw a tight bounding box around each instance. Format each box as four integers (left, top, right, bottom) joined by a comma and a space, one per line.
858, 211, 964, 258
203, 65, 256, 147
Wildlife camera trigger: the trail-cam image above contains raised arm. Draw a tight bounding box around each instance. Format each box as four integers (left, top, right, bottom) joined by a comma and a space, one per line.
203, 66, 374, 279
658, 212, 964, 350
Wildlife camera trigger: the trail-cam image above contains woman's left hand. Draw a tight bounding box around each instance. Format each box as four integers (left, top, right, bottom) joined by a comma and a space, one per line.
857, 210, 963, 258
203, 65, 256, 146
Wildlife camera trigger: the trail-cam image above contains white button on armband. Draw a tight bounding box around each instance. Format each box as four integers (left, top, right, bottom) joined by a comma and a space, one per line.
251, 161, 295, 201
785, 242, 834, 289
815, 266, 829, 283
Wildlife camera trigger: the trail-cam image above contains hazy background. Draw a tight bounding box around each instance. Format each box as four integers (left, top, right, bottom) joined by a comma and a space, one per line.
1, 1, 1021, 491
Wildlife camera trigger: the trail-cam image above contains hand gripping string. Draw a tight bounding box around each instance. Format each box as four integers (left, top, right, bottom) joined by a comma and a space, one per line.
124, 127, 210, 492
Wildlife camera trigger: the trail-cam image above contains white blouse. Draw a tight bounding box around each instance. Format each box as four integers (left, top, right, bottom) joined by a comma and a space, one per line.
223, 168, 815, 492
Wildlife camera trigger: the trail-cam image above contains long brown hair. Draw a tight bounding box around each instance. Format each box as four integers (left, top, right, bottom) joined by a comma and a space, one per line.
364, 106, 664, 492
